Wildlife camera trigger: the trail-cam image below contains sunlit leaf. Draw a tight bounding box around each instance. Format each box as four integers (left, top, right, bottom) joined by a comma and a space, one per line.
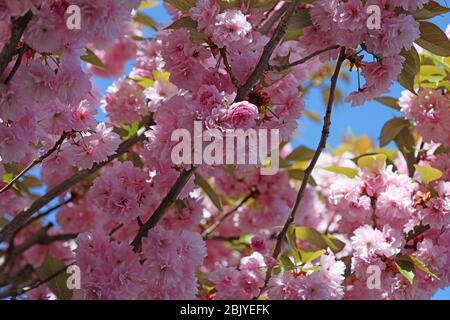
323, 166, 359, 179
139, 0, 158, 9
414, 165, 443, 184
295, 226, 345, 253
395, 260, 415, 285
356, 154, 387, 171
38, 255, 73, 300
194, 173, 223, 212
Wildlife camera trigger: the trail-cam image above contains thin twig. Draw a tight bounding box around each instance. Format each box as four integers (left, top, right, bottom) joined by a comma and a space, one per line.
202, 191, 255, 239
234, 0, 301, 102
0, 263, 74, 300
0, 132, 69, 195
131, 166, 196, 252
220, 47, 241, 89
269, 45, 340, 72
4, 44, 27, 84
259, 47, 346, 296
23, 196, 75, 230
0, 10, 33, 78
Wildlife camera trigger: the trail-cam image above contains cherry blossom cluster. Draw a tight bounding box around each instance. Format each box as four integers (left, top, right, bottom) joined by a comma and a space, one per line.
0, 0, 449, 301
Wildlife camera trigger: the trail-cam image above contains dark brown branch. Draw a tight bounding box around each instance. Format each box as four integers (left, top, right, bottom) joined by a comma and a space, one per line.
0, 132, 69, 195
23, 196, 75, 230
0, 263, 74, 300
220, 47, 241, 89
0, 223, 76, 274
202, 191, 255, 239
0, 124, 151, 244
259, 2, 290, 35
269, 45, 340, 72
234, 0, 301, 102
4, 44, 28, 84
0, 11, 33, 78
259, 47, 346, 296
405, 224, 430, 242
131, 166, 196, 252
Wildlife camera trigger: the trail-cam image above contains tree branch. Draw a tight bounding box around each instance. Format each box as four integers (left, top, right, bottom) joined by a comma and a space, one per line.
220, 47, 241, 89
202, 190, 255, 239
0, 125, 150, 244
259, 2, 290, 35
4, 44, 28, 84
269, 45, 340, 72
0, 263, 74, 300
234, 0, 300, 102
0, 11, 33, 78
131, 166, 196, 252
0, 132, 69, 195
259, 47, 346, 296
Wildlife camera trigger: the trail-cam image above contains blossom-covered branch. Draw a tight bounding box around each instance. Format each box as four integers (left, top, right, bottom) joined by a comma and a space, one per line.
261, 47, 347, 293
0, 10, 32, 77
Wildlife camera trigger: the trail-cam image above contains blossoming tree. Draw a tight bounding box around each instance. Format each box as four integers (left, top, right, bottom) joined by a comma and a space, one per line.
0, 0, 449, 300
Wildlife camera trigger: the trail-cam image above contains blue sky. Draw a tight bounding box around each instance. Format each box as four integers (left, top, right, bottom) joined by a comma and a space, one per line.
90, 1, 449, 299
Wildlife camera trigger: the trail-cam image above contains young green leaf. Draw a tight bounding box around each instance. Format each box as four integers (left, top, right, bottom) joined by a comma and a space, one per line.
414, 165, 443, 184
379, 118, 410, 147
38, 255, 73, 300
323, 166, 359, 179
194, 173, 223, 212
415, 21, 450, 57
81, 48, 107, 70
295, 226, 345, 253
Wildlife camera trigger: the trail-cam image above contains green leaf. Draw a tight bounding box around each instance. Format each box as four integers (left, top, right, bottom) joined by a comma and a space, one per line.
323, 166, 359, 179
285, 146, 315, 162
2, 172, 13, 184
414, 165, 443, 184
194, 173, 223, 212
131, 77, 154, 88
379, 118, 410, 147
413, 1, 450, 20
408, 255, 440, 280
133, 11, 158, 30
37, 255, 73, 300
304, 111, 321, 123
0, 217, 9, 228
139, 0, 158, 9
166, 16, 198, 30
395, 127, 416, 177
295, 226, 345, 253
22, 176, 43, 188
418, 65, 446, 84
278, 254, 296, 271
374, 97, 401, 111
398, 47, 420, 93
395, 260, 415, 285
415, 21, 450, 57
153, 70, 170, 82
284, 9, 312, 40
218, 0, 278, 11
81, 48, 107, 70
164, 0, 197, 12
298, 249, 326, 264
287, 169, 305, 180
357, 154, 387, 171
